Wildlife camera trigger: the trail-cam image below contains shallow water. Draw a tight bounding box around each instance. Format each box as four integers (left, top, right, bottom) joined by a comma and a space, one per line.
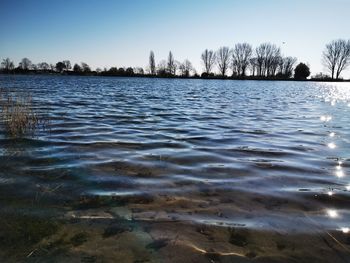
1, 75, 350, 262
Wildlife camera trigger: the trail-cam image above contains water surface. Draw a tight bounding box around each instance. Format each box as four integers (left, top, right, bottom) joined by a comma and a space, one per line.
1, 75, 350, 262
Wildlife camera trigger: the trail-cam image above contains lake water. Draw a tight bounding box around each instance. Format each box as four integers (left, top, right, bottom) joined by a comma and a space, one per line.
1, 75, 350, 262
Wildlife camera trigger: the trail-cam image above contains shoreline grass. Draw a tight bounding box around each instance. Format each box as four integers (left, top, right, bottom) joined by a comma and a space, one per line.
0, 88, 49, 138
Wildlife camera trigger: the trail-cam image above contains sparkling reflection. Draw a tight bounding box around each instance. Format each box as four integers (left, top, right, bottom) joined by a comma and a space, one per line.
335, 170, 344, 178
327, 209, 338, 218
320, 115, 332, 122
341, 227, 350, 234
328, 142, 336, 149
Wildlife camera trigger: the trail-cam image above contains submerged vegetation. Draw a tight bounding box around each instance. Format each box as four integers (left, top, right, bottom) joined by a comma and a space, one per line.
0, 88, 49, 138
1, 39, 349, 81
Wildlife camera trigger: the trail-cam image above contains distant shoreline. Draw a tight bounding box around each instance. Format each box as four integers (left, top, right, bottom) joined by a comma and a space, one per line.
1, 72, 349, 83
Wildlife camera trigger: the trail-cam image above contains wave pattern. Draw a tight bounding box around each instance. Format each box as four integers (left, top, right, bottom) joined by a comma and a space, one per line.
0, 75, 350, 232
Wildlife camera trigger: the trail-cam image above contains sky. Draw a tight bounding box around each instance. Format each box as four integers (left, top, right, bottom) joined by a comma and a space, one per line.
1, 0, 350, 77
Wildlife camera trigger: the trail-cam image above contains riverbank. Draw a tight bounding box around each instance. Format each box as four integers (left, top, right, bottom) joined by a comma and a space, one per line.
1, 72, 349, 82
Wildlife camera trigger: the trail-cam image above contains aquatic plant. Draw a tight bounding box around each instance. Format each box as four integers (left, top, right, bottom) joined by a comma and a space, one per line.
0, 213, 60, 249
0, 88, 49, 137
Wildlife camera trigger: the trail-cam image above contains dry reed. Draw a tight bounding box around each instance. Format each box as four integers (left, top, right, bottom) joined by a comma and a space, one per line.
0, 88, 49, 137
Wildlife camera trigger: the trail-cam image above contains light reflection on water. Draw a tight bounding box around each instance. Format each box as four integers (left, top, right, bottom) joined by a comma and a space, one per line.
0, 76, 350, 233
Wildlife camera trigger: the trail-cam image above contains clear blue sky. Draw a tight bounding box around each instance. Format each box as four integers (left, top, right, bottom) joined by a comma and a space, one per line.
1, 0, 349, 77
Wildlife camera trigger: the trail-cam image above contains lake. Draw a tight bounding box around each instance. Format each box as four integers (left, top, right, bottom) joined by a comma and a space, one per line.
0, 75, 350, 262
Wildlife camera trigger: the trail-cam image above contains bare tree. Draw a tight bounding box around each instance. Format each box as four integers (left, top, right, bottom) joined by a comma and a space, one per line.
63, 60, 71, 71
19, 58, 32, 71
281, 57, 297, 78
37, 62, 50, 71
216, 47, 231, 77
249, 57, 257, 76
179, 59, 193, 77
323, 40, 341, 79
255, 43, 281, 77
167, 51, 176, 75
1, 58, 14, 71
149, 51, 156, 75
157, 60, 167, 76
231, 43, 252, 77
133, 67, 145, 75
323, 39, 350, 79
255, 44, 266, 76
265, 44, 281, 77
201, 49, 216, 74
335, 40, 350, 79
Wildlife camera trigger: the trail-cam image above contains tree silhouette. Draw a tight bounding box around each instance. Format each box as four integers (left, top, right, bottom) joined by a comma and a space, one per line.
149, 51, 156, 75
294, 63, 310, 80
281, 57, 297, 78
322, 39, 350, 79
37, 62, 50, 71
232, 43, 252, 77
255, 43, 281, 77
125, 67, 134, 76
63, 60, 72, 71
1, 58, 14, 72
55, 62, 66, 73
179, 59, 193, 77
216, 47, 231, 77
73, 63, 82, 73
19, 58, 32, 71
167, 51, 176, 75
249, 57, 257, 76
157, 60, 167, 76
201, 49, 216, 74
81, 63, 91, 73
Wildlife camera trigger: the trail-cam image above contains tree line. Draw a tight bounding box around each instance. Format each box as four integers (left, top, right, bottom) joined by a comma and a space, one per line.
1, 39, 349, 80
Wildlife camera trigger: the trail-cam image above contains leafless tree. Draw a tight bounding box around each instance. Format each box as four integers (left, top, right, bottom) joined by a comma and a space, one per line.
201, 49, 216, 74
335, 40, 350, 79
179, 59, 193, 77
231, 43, 252, 77
270, 55, 282, 76
134, 67, 144, 75
167, 51, 176, 75
1, 58, 14, 71
63, 60, 71, 71
255, 43, 281, 77
37, 62, 50, 71
265, 44, 281, 76
19, 58, 32, 70
149, 51, 156, 75
249, 57, 257, 76
323, 39, 350, 79
216, 47, 231, 77
255, 44, 266, 76
281, 57, 297, 78
157, 60, 167, 75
